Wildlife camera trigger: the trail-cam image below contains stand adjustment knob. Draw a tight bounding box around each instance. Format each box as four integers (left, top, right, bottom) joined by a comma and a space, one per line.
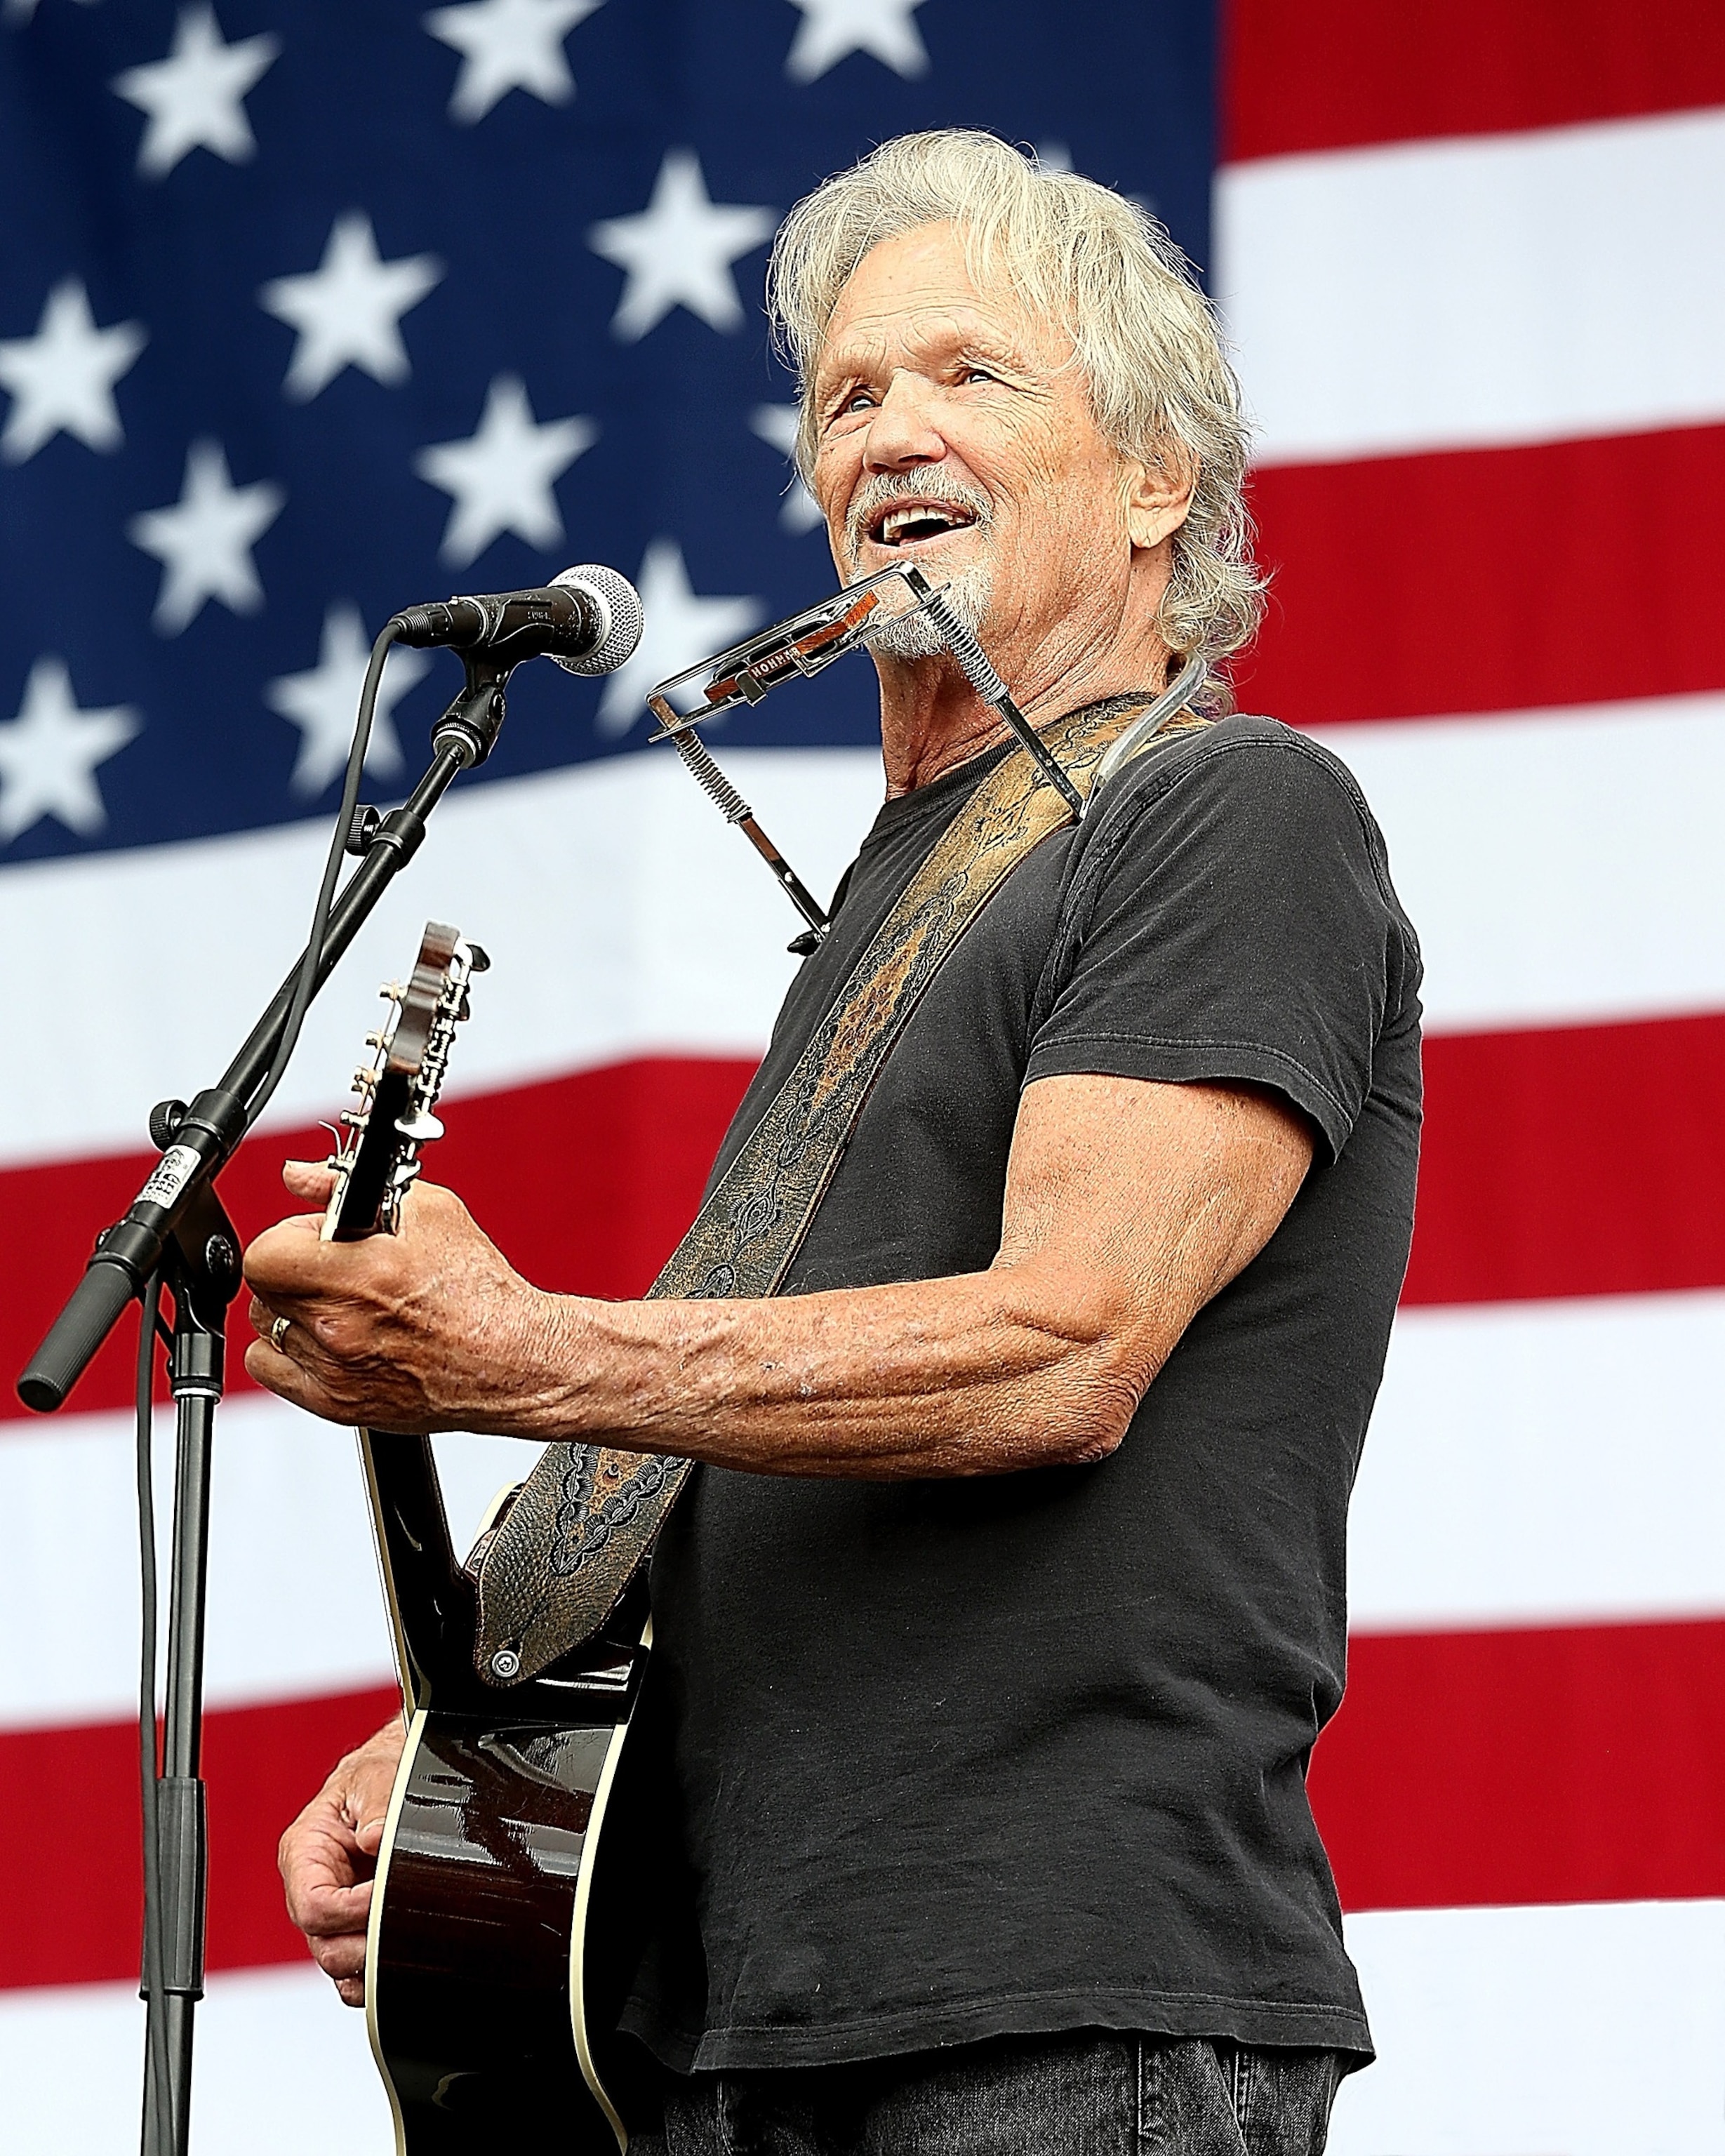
345, 804, 382, 856
149, 1098, 188, 1149
203, 1235, 239, 1295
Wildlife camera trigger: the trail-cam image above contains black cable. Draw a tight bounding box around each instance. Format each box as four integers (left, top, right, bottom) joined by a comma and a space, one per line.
241, 621, 400, 1133
125, 626, 394, 2148
135, 1269, 173, 2156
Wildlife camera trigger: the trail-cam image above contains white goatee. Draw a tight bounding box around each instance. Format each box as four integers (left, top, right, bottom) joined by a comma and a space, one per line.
846, 470, 995, 661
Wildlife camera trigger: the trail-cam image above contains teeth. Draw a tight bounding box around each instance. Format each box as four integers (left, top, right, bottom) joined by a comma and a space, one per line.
879, 504, 968, 543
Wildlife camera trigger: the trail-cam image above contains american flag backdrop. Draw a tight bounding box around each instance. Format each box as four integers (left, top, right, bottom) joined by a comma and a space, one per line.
2, 1, 1723, 2148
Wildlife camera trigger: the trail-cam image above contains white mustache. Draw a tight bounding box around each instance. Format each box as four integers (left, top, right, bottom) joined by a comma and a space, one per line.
844, 473, 993, 557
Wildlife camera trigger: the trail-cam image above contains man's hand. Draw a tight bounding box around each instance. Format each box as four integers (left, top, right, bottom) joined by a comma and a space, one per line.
279, 1717, 406, 2007
243, 1159, 565, 1435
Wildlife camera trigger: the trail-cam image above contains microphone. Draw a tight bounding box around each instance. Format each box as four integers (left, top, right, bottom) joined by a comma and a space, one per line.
390, 564, 644, 677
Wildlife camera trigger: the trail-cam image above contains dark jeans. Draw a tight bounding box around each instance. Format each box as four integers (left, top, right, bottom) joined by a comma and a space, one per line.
630, 2030, 1341, 2155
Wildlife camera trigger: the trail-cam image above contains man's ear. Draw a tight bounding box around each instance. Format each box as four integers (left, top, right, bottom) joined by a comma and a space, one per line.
1124, 441, 1195, 552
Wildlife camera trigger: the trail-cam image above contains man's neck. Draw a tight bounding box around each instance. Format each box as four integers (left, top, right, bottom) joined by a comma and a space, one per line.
874, 619, 1175, 797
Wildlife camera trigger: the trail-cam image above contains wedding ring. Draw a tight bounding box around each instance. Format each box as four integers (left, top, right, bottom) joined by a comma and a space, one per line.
268, 1313, 292, 1355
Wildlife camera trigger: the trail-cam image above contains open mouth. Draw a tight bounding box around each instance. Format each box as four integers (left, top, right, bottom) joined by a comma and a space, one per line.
865, 500, 980, 547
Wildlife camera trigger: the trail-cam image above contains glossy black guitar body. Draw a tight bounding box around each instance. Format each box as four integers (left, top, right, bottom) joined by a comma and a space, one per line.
359, 1431, 653, 2153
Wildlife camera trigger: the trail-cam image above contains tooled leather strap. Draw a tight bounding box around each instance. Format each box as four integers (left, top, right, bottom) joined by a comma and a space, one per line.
473, 691, 1158, 1683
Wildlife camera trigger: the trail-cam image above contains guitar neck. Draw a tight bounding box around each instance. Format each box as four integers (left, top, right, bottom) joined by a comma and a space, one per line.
357, 1428, 467, 1713
329, 921, 642, 1724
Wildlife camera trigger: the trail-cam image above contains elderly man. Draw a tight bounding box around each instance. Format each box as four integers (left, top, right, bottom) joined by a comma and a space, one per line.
250, 132, 1420, 2155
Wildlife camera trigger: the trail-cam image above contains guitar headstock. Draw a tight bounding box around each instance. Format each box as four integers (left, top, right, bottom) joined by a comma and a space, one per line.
323, 920, 488, 1244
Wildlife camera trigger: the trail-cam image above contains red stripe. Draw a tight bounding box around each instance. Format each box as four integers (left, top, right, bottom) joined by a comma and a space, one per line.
1312, 1618, 1725, 1910
1237, 426, 1725, 728
4, 1057, 754, 1427
1223, 0, 1725, 165
0, 1687, 397, 1990
1408, 1011, 1725, 1307
8, 1618, 1720, 1990
10, 1007, 1725, 1424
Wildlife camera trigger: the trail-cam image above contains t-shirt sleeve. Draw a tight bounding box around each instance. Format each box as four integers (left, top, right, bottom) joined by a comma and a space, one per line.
1025, 728, 1405, 1164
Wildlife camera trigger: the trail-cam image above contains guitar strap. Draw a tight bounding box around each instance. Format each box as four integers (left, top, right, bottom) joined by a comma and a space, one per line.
474, 687, 1178, 1682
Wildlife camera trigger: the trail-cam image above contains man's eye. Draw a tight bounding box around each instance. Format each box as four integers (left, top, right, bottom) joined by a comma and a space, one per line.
964, 367, 996, 385
842, 390, 875, 415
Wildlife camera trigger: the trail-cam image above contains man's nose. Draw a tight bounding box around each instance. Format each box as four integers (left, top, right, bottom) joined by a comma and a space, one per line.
862, 371, 947, 472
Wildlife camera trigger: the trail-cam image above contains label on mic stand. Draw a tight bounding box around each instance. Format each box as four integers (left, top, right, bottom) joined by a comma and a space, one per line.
140, 1143, 203, 1210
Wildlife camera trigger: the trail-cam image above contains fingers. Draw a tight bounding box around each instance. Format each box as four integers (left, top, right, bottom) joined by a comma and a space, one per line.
338, 1743, 402, 1852
352, 1811, 389, 1858
279, 1726, 403, 1934
279, 1813, 375, 1933
242, 1334, 337, 1418
313, 1923, 371, 2008
309, 1925, 371, 1981
247, 1294, 295, 1352
296, 1870, 375, 1939
282, 1158, 336, 1200
281, 1727, 404, 2009
242, 1212, 335, 1303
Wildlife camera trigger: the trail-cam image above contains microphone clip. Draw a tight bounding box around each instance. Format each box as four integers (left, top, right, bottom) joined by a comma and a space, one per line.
429, 648, 512, 768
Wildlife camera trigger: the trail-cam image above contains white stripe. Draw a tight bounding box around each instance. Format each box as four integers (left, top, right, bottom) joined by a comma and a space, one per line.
1, 1903, 1719, 2153
1216, 107, 1725, 465
0, 1395, 538, 1729
4, 1288, 1721, 1731
0, 746, 881, 1169
1333, 1899, 1725, 2155
1353, 1291, 1725, 1633
1311, 692, 1725, 1034
8, 696, 1725, 1171
0, 1965, 393, 2155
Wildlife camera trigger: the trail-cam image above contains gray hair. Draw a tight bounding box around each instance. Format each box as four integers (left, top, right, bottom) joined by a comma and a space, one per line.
766, 130, 1265, 685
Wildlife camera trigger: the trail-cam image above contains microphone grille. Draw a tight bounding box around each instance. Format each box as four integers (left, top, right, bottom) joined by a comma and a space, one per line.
550, 563, 645, 677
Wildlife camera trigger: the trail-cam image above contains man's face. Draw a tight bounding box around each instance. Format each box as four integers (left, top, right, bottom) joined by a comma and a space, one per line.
808, 222, 1152, 673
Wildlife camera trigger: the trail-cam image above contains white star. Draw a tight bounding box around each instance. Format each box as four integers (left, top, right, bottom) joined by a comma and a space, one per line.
598, 538, 761, 734
414, 373, 596, 568
265, 602, 432, 797
589, 149, 775, 342
750, 404, 824, 534
112, 5, 279, 180
259, 213, 443, 402
0, 656, 139, 844
783, 0, 928, 83
424, 0, 601, 124
0, 279, 146, 463
128, 439, 285, 634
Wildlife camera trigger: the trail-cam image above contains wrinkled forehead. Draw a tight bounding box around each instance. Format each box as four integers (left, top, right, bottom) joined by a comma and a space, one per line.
813, 300, 1048, 391
812, 225, 1073, 388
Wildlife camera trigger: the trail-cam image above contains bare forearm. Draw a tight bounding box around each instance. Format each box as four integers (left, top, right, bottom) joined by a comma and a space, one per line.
500, 1082, 1314, 1479
241, 1077, 1312, 1470
519, 1258, 1154, 1477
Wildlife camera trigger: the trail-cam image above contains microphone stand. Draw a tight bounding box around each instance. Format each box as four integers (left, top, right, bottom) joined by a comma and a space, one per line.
16, 658, 512, 2156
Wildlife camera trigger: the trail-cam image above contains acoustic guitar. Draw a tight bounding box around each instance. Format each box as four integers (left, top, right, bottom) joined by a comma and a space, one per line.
322, 921, 654, 2152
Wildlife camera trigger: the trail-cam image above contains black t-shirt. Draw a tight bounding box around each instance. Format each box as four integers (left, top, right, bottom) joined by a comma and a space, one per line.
622, 712, 1423, 2075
